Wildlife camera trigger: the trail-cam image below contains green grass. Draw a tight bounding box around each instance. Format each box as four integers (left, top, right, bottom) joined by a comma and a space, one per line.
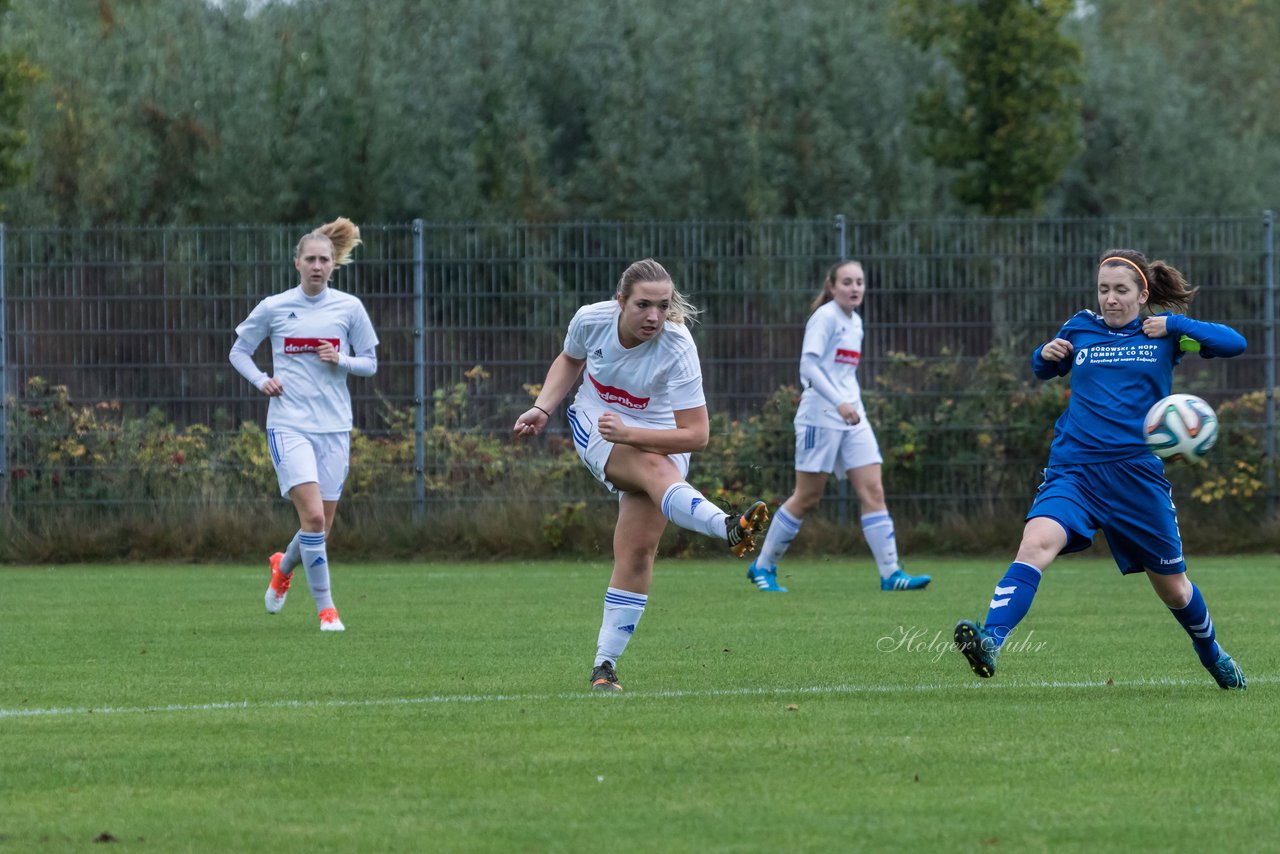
1, 556, 1276, 852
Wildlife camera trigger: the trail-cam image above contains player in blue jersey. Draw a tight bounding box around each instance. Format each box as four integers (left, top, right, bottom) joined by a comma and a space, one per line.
746, 260, 930, 593
954, 248, 1247, 689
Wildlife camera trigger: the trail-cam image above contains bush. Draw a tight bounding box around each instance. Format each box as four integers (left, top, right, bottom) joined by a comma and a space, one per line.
2, 363, 1275, 562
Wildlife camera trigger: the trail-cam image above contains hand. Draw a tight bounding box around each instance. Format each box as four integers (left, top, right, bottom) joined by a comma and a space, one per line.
260, 377, 284, 397
597, 412, 631, 444
316, 340, 341, 364
1039, 337, 1074, 362
1142, 316, 1169, 338
836, 402, 861, 426
513, 407, 548, 437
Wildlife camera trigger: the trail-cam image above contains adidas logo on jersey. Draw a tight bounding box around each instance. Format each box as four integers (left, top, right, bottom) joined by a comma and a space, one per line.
592, 348, 603, 358
287, 311, 298, 319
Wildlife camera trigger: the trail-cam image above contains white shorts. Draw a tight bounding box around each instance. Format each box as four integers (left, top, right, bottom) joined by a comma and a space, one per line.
794, 422, 883, 475
266, 428, 351, 500
566, 404, 690, 494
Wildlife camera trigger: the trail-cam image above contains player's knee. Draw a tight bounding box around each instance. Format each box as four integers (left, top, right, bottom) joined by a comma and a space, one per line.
856, 484, 885, 507
616, 538, 660, 565
1015, 534, 1058, 564
1151, 572, 1192, 608
786, 489, 821, 515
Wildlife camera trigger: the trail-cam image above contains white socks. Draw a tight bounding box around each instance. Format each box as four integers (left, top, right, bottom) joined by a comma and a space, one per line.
860, 511, 899, 579
281, 530, 302, 575
756, 506, 803, 568
659, 482, 729, 538
297, 531, 334, 612
596, 587, 647, 667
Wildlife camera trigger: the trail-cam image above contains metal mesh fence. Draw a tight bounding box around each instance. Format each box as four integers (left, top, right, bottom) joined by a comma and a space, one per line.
2, 215, 1274, 520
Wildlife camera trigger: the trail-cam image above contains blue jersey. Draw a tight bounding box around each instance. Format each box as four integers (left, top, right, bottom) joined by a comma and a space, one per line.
1033, 310, 1246, 465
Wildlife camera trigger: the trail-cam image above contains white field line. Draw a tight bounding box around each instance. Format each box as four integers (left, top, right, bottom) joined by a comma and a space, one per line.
1, 675, 1272, 720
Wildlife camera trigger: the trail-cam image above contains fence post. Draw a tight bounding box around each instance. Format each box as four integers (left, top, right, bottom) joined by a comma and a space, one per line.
0, 223, 6, 509
833, 214, 849, 527
1264, 210, 1275, 518
413, 219, 426, 522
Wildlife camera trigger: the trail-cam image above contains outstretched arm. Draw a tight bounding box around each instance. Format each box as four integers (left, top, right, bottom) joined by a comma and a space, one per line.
1149, 315, 1247, 358
513, 352, 586, 436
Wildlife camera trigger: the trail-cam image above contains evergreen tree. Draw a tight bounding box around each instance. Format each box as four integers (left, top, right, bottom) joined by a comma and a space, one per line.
0, 0, 33, 204
896, 0, 1082, 215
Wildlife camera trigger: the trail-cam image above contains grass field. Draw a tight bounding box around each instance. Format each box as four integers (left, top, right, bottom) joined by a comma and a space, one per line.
2, 556, 1276, 851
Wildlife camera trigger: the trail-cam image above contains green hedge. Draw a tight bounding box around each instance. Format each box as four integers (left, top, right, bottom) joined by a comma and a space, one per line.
3, 358, 1274, 562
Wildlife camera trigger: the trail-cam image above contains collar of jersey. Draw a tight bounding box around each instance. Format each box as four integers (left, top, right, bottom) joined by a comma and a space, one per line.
298, 285, 330, 304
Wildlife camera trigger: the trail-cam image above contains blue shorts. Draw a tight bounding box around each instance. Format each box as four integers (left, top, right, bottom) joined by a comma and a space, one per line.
1026, 456, 1185, 575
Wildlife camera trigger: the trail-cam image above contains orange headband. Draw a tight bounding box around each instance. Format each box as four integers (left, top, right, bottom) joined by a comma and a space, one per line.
1101, 256, 1149, 293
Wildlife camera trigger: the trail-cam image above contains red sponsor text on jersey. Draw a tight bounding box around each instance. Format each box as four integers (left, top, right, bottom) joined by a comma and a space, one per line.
588, 373, 650, 410
835, 348, 861, 366
283, 337, 340, 354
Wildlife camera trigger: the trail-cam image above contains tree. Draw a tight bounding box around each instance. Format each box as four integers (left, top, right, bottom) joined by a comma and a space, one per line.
896, 0, 1082, 215
1059, 0, 1280, 215
0, 0, 33, 203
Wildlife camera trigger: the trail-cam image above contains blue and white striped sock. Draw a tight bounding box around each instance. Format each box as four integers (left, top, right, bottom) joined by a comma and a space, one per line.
281, 530, 302, 575
984, 561, 1042, 648
659, 482, 728, 539
596, 587, 647, 667
860, 511, 900, 580
1168, 583, 1222, 668
298, 531, 333, 613
757, 506, 802, 569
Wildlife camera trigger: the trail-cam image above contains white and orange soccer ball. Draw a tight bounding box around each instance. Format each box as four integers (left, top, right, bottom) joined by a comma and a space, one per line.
1144, 393, 1219, 463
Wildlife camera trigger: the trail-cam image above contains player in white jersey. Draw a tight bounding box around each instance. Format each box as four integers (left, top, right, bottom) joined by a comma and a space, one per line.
229, 217, 379, 632
747, 260, 930, 593
513, 258, 770, 692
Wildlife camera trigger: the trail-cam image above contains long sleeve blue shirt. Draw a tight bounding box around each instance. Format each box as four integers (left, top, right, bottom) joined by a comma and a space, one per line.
1032, 310, 1246, 465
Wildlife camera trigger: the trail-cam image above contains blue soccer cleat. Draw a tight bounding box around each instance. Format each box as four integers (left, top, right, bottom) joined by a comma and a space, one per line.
1206, 651, 1247, 690
880, 568, 931, 591
746, 560, 787, 592
954, 619, 999, 678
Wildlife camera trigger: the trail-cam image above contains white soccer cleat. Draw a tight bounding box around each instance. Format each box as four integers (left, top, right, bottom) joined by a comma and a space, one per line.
318, 607, 345, 632
265, 552, 290, 614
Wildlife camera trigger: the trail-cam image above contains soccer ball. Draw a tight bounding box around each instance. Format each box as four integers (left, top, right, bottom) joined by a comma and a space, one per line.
1143, 393, 1218, 463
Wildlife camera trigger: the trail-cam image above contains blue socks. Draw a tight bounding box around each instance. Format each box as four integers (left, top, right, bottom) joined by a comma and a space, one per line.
1168, 583, 1222, 668
982, 564, 1224, 668
984, 561, 1042, 647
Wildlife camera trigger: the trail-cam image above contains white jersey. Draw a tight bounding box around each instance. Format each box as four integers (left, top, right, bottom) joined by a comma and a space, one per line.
795, 300, 865, 430
564, 300, 705, 428
235, 286, 379, 433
